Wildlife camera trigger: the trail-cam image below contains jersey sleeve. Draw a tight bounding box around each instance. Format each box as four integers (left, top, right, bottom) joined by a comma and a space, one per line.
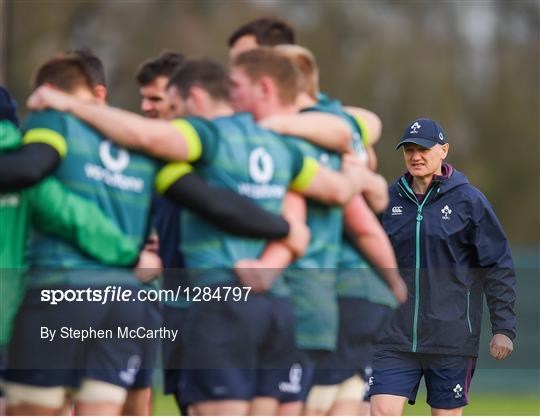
283, 141, 320, 192
22, 110, 68, 158
154, 161, 194, 195
170, 116, 220, 164
26, 177, 140, 266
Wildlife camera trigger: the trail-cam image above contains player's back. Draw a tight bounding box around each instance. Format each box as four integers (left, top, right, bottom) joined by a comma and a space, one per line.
23, 110, 158, 283
180, 112, 303, 291
289, 135, 343, 269
285, 102, 347, 351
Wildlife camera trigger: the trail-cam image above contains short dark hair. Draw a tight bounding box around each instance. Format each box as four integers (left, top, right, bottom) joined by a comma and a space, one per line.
135, 51, 186, 86
33, 55, 93, 92
67, 47, 107, 87
233, 47, 299, 105
168, 59, 230, 103
228, 17, 295, 48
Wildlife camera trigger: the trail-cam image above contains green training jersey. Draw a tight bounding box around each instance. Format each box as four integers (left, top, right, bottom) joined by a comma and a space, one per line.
0, 120, 27, 346
0, 120, 27, 269
321, 96, 397, 308
21, 110, 160, 287
161, 113, 317, 296
285, 104, 344, 351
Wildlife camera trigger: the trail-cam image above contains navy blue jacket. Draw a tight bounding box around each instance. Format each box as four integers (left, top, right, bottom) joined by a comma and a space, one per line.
379, 166, 516, 357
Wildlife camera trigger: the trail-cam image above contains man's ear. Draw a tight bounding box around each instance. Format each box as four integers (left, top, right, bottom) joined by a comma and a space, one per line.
188, 86, 208, 111
93, 85, 108, 104
441, 143, 450, 159
258, 76, 275, 100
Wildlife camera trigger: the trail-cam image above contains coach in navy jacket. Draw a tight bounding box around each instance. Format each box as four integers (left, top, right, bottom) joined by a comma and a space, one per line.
370, 118, 516, 415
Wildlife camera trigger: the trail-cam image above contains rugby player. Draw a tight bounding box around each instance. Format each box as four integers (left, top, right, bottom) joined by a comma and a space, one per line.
1, 56, 168, 415
227, 46, 401, 414
165, 57, 359, 416
268, 45, 405, 415
134, 52, 311, 415
0, 82, 174, 415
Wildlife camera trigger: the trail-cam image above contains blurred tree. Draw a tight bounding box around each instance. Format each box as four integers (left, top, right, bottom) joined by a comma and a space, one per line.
5, 0, 538, 244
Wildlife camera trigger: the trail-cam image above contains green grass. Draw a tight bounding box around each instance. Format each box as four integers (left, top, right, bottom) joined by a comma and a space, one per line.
403, 392, 540, 416
151, 392, 540, 416
152, 393, 180, 416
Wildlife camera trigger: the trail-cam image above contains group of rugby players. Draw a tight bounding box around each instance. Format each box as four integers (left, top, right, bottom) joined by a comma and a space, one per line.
0, 17, 409, 416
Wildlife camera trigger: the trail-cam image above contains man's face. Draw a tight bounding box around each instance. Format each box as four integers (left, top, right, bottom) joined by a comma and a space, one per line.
402, 143, 449, 178
229, 35, 259, 61
139, 76, 172, 119
229, 66, 260, 113
166, 86, 188, 118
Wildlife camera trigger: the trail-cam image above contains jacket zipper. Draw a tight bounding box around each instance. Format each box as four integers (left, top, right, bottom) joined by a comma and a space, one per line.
398, 178, 435, 352
466, 288, 472, 333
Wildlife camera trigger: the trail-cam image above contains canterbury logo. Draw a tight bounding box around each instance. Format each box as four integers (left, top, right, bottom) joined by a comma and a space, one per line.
391, 206, 403, 215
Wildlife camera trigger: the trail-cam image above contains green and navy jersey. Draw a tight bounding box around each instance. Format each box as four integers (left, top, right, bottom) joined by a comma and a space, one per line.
315, 97, 397, 307
21, 110, 160, 287
285, 103, 345, 350
161, 113, 318, 295
336, 243, 398, 308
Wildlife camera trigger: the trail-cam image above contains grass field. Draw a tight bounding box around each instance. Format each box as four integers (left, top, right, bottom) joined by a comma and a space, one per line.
151, 391, 540, 416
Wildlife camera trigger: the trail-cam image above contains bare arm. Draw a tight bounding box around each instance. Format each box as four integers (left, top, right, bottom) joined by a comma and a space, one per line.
343, 106, 382, 145
366, 145, 378, 172
298, 153, 364, 206
360, 169, 389, 214
27, 86, 189, 161
343, 194, 407, 303
259, 112, 352, 154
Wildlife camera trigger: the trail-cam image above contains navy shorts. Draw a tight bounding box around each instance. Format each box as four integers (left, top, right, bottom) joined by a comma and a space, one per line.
314, 299, 391, 386
369, 349, 476, 409
5, 286, 161, 390
180, 288, 298, 404
162, 305, 189, 395
0, 351, 4, 397
281, 349, 331, 402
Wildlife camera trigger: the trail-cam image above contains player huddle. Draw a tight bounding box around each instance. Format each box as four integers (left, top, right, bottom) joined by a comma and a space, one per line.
0, 16, 516, 417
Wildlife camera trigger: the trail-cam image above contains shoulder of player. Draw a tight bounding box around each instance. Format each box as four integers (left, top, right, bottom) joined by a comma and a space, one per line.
23, 109, 71, 130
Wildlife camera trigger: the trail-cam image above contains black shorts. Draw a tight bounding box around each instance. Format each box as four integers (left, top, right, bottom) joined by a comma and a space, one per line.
5, 286, 161, 390
180, 289, 298, 404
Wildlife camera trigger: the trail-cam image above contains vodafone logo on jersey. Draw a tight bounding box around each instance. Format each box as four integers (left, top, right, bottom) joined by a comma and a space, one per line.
84, 141, 144, 193
238, 147, 284, 199
99, 141, 130, 173
249, 147, 274, 184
